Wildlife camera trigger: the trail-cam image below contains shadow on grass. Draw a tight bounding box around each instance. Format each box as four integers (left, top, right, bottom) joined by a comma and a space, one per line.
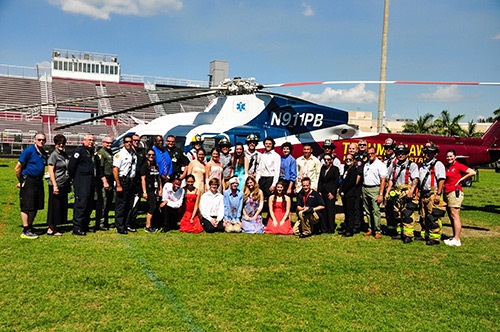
442, 223, 490, 232
462, 204, 500, 215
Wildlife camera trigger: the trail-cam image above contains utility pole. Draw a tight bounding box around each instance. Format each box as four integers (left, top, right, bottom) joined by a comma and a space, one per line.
377, 0, 390, 132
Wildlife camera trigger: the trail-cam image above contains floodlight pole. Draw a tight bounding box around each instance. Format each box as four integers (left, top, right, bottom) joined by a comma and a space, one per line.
377, 0, 390, 133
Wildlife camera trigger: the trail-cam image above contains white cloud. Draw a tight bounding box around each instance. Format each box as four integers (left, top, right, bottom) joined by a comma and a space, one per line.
301, 3, 314, 17
418, 85, 463, 102
493, 33, 500, 40
299, 84, 378, 104
50, 0, 183, 20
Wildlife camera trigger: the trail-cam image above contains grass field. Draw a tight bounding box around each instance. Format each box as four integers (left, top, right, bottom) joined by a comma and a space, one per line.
0, 158, 498, 331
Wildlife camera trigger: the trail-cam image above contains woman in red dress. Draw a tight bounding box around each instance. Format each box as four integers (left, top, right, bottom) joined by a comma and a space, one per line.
179, 174, 203, 233
265, 181, 293, 235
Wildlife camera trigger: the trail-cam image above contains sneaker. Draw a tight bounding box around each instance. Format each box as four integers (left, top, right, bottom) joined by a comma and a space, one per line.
21, 230, 39, 239
445, 238, 462, 247
144, 227, 158, 233
127, 227, 137, 233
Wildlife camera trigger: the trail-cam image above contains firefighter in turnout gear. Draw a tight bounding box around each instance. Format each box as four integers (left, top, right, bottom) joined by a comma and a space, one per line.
418, 142, 447, 246
385, 143, 419, 243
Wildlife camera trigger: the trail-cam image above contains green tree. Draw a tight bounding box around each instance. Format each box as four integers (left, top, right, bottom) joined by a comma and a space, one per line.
402, 113, 435, 133
465, 120, 482, 138
433, 110, 465, 136
494, 107, 500, 121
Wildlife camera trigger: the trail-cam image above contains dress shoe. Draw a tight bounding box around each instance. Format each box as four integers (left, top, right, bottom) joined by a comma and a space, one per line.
99, 226, 109, 231
374, 233, 382, 239
391, 234, 402, 240
363, 231, 373, 236
86, 228, 96, 233
337, 229, 346, 235
72, 230, 86, 236
342, 232, 353, 237
299, 233, 311, 238
127, 227, 137, 233
402, 236, 413, 244
353, 229, 361, 234
117, 229, 128, 235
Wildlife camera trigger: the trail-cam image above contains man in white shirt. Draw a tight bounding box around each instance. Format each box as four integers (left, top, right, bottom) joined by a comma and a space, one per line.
257, 137, 281, 220
296, 143, 321, 192
159, 177, 185, 232
362, 147, 388, 239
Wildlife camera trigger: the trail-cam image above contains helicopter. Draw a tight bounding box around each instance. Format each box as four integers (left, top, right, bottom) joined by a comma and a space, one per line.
11, 76, 499, 169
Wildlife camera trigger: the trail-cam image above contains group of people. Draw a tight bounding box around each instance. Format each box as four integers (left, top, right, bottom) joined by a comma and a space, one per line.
16, 131, 475, 246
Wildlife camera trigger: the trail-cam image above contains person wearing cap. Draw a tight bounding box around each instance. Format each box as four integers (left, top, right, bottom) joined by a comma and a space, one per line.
187, 134, 204, 162
245, 134, 261, 178
159, 176, 185, 232
223, 176, 244, 233
219, 137, 233, 189
319, 139, 343, 173
362, 147, 388, 239
385, 143, 419, 243
382, 137, 398, 236
418, 141, 446, 246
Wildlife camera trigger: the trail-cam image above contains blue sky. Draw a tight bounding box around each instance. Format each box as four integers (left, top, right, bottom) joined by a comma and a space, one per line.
0, 0, 499, 122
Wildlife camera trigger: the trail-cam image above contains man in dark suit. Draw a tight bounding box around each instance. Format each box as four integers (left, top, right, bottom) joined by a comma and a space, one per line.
318, 154, 340, 233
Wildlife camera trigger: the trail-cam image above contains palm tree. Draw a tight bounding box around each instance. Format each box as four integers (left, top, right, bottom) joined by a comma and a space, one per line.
402, 113, 435, 133
433, 110, 465, 136
494, 107, 500, 121
465, 120, 481, 138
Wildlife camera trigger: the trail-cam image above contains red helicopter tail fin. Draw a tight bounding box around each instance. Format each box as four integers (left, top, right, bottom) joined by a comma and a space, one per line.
481, 121, 500, 162
481, 121, 500, 147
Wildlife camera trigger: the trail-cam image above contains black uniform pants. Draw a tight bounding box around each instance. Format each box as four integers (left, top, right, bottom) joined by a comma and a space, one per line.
73, 194, 93, 232
162, 205, 180, 231
115, 179, 135, 232
342, 195, 356, 233
321, 191, 336, 233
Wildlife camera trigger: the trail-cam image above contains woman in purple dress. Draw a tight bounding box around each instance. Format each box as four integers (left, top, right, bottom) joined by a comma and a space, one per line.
241, 175, 265, 234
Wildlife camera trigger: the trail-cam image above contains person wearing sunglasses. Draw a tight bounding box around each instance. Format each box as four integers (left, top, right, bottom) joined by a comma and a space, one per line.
95, 136, 115, 231
318, 154, 340, 234
141, 149, 162, 233
15, 132, 48, 239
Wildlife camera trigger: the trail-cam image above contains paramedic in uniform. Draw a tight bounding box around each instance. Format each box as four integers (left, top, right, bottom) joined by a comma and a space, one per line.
418, 142, 446, 246
113, 135, 137, 234
385, 143, 419, 243
68, 133, 96, 236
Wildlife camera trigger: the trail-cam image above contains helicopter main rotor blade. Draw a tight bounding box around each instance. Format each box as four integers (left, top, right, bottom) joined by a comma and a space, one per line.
263, 80, 500, 88
54, 90, 217, 131
0, 87, 211, 113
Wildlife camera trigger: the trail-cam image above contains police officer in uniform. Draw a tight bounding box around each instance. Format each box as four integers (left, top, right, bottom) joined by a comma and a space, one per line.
385, 143, 419, 243
418, 141, 446, 245
95, 136, 114, 231
68, 133, 96, 236
113, 134, 137, 234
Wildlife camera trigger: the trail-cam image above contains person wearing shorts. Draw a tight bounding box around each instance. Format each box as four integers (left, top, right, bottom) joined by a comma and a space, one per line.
15, 132, 48, 239
443, 149, 476, 247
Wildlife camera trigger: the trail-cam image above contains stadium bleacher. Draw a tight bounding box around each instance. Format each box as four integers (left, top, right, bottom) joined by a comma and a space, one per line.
0, 63, 212, 155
